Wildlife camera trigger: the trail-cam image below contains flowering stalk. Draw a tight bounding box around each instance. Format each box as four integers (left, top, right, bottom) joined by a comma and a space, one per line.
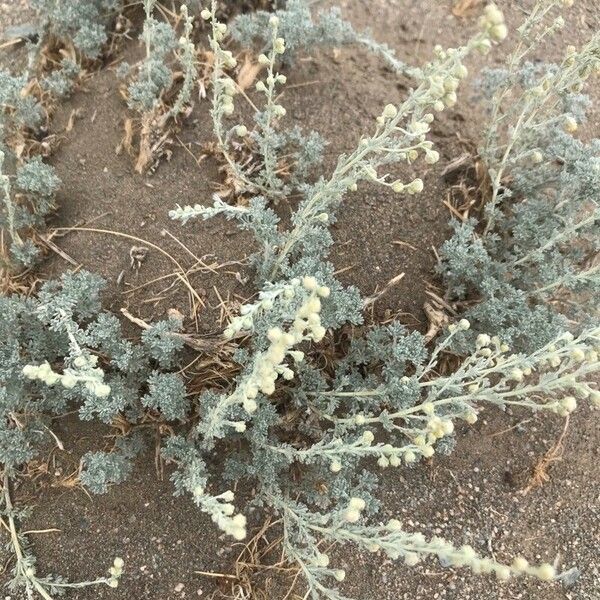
2, 473, 123, 598
302, 323, 600, 468
252, 16, 287, 196
202, 1, 257, 192
482, 1, 600, 232
276, 493, 558, 600
198, 276, 330, 442
268, 13, 505, 279
0, 150, 22, 248
166, 4, 197, 121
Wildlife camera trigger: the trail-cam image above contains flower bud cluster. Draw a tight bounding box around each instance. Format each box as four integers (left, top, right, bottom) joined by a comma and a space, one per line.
23, 355, 111, 398
224, 279, 306, 339
195, 488, 247, 540
480, 4, 508, 42
107, 557, 124, 588
343, 497, 367, 523
240, 278, 329, 404
436, 543, 556, 582
204, 3, 238, 124
253, 17, 287, 120
203, 277, 330, 439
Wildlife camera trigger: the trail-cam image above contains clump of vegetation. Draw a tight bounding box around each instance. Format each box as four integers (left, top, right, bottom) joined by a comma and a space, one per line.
230, 0, 412, 73
119, 0, 197, 172
439, 1, 600, 352
0, 0, 598, 599
31, 0, 121, 59
0, 151, 60, 266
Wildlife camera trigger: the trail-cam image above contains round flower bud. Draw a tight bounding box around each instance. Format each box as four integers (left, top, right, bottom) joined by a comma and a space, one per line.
530, 150, 543, 164
108, 579, 119, 588
382, 104, 398, 119
74, 355, 88, 368
449, 66, 465, 83
235, 125, 248, 137
464, 412, 478, 424
425, 150, 440, 165
484, 4, 504, 25
563, 116, 578, 133
458, 318, 470, 330
330, 460, 342, 473
95, 383, 111, 398
408, 178, 424, 194
362, 430, 375, 444
267, 327, 283, 343
512, 557, 529, 572
404, 450, 416, 464
348, 497, 366, 512
559, 396, 577, 413
389, 455, 401, 467
317, 285, 330, 298
570, 348, 585, 362
444, 92, 457, 107
333, 570, 346, 582
22, 365, 38, 378
273, 38, 286, 54
391, 180, 405, 193
476, 334, 491, 347
421, 402, 435, 415
200, 8, 211, 20
489, 23, 508, 42
302, 276, 318, 291
441, 420, 454, 435
243, 399, 258, 414
269, 15, 280, 27
536, 564, 556, 581
113, 557, 125, 570
344, 509, 361, 523
422, 445, 435, 458
258, 54, 270, 66
404, 552, 420, 566
61, 374, 77, 389
509, 368, 524, 383
495, 565, 511, 581
444, 77, 459, 92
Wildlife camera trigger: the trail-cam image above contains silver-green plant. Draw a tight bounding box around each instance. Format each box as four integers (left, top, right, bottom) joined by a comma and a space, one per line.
0, 150, 60, 267
1, 3, 598, 599
121, 0, 198, 172
31, 0, 121, 59
439, 0, 600, 352
2, 470, 124, 599
165, 5, 600, 597
230, 0, 413, 74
